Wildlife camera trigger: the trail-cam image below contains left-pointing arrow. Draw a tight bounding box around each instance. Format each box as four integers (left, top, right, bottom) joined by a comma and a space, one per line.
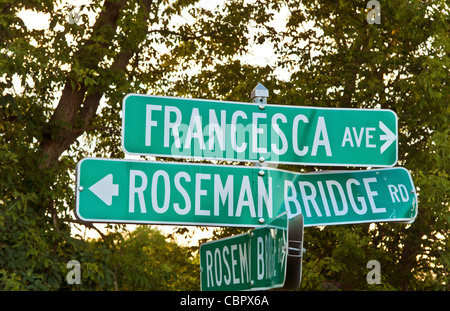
88, 174, 119, 206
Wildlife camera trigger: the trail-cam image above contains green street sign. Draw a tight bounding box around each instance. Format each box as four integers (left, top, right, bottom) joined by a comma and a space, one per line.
200, 211, 289, 291
75, 158, 417, 227
75, 157, 280, 227
122, 94, 398, 167
285, 167, 418, 227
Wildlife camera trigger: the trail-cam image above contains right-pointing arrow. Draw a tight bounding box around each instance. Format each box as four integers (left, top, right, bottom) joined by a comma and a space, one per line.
379, 121, 396, 154
89, 174, 119, 206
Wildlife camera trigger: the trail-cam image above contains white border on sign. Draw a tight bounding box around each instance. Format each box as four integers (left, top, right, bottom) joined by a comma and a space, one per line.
121, 94, 399, 168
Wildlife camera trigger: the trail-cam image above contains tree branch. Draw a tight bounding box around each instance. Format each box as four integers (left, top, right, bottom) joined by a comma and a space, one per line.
341, 36, 369, 107
39, 0, 132, 169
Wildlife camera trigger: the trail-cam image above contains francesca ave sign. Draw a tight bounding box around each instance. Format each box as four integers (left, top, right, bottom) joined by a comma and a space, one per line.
122, 94, 398, 167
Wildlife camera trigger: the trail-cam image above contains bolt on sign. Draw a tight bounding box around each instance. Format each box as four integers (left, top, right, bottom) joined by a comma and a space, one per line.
75, 158, 417, 227
122, 94, 398, 167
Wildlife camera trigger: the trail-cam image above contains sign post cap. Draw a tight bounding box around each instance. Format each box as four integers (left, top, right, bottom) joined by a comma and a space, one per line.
251, 83, 269, 104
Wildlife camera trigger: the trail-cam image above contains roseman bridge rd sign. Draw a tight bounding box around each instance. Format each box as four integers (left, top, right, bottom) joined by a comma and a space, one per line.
200, 211, 305, 291
122, 94, 398, 167
200, 211, 290, 291
75, 158, 417, 227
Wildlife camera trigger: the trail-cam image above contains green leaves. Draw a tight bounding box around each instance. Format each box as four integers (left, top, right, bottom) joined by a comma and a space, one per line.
244, 0, 448, 290
1, 0, 448, 291
99, 226, 199, 290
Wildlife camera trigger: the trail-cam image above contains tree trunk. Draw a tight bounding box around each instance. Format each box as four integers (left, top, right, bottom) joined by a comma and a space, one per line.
38, 0, 134, 169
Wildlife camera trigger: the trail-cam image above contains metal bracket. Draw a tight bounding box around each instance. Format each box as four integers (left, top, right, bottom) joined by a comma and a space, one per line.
282, 213, 304, 290
288, 240, 304, 258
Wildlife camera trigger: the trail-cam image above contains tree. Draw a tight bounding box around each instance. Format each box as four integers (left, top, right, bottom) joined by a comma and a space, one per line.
173, 0, 449, 290
0, 0, 264, 290
80, 226, 199, 291
1, 0, 448, 291
270, 0, 449, 290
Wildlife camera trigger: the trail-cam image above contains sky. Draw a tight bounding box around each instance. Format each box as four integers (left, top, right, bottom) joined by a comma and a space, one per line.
16, 0, 294, 78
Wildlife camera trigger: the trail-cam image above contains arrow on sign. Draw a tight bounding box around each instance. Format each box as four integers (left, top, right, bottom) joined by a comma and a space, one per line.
379, 121, 396, 154
88, 174, 119, 206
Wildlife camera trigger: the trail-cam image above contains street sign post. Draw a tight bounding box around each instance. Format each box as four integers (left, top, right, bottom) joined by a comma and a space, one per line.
200, 211, 290, 291
74, 88, 417, 292
75, 158, 417, 227
283, 213, 304, 290
122, 94, 398, 167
